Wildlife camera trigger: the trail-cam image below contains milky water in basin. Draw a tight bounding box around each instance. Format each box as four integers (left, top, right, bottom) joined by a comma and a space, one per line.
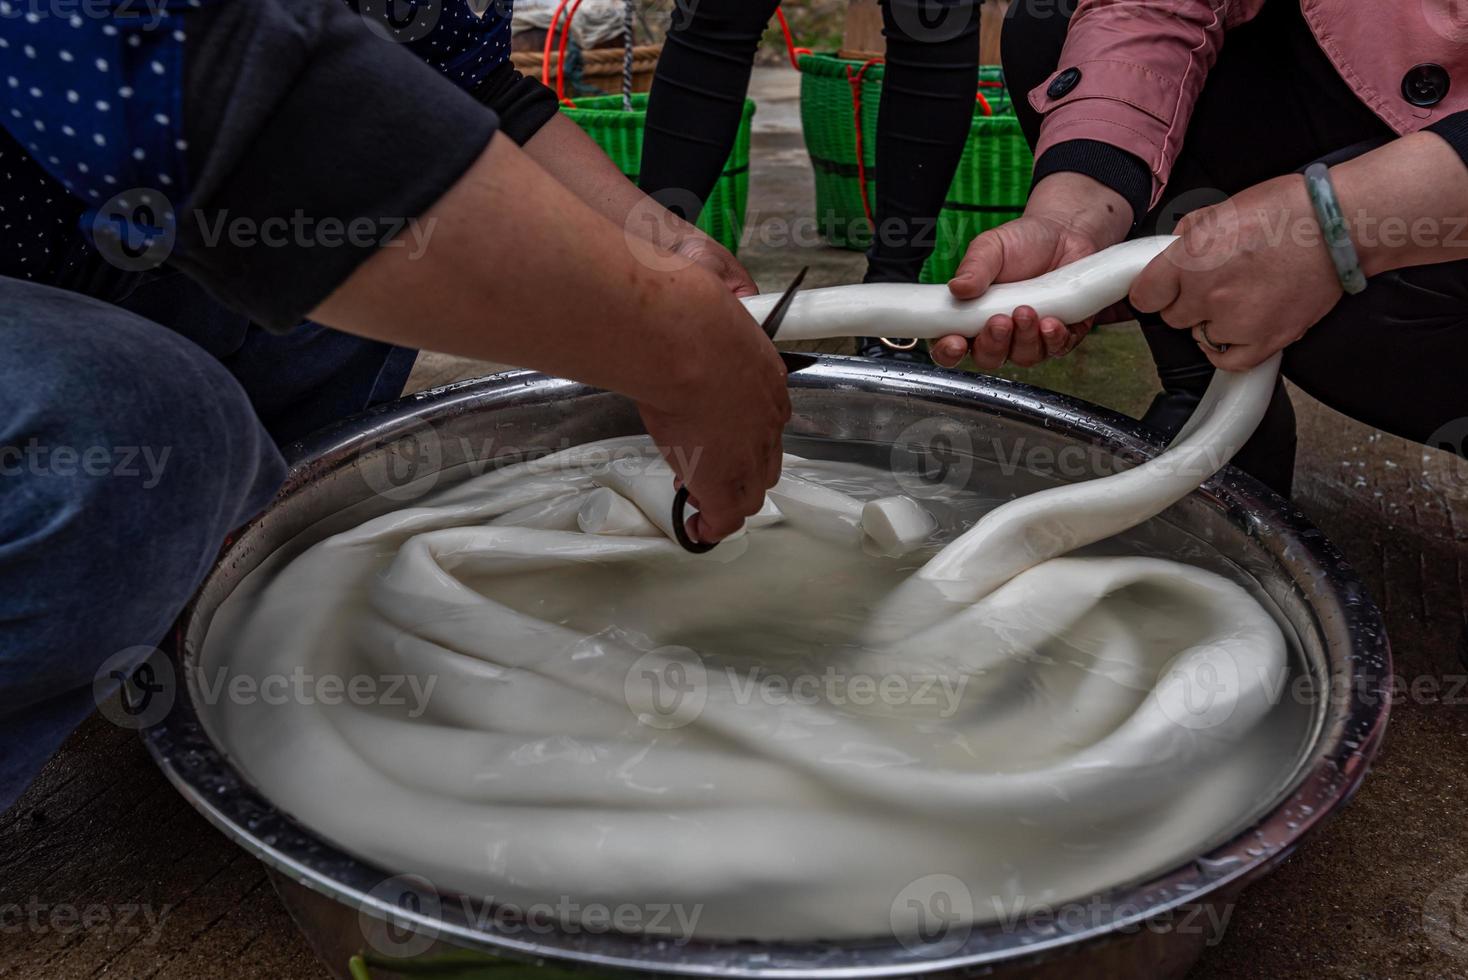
198, 434, 1315, 943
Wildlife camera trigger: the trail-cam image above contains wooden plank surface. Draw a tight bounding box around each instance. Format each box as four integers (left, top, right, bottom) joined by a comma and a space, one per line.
842, 0, 884, 57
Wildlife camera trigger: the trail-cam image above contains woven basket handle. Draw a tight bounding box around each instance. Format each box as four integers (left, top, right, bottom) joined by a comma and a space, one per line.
542, 0, 576, 103
776, 8, 812, 70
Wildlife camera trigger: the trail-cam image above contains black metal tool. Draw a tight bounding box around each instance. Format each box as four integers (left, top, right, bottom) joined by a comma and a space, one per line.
671, 268, 815, 554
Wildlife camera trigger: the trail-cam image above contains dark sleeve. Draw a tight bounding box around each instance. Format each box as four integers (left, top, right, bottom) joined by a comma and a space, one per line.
1426, 110, 1468, 170
174, 0, 501, 331
471, 61, 561, 146
1030, 139, 1153, 227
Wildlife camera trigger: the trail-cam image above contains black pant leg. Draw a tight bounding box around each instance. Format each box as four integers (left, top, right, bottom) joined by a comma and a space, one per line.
864, 0, 983, 284
639, 0, 780, 220
643, 0, 980, 288
1282, 260, 1468, 451
1000, 0, 1074, 151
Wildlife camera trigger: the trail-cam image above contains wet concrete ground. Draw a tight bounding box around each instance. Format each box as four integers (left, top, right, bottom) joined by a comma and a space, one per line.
4, 68, 1466, 980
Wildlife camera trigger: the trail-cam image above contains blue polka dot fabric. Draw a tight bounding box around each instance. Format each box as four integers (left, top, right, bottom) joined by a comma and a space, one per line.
0, 124, 87, 283
0, 0, 201, 208
356, 0, 513, 95
0, 0, 515, 285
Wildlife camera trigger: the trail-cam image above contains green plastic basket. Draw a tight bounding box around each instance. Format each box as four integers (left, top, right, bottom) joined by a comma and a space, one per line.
560, 93, 755, 255
796, 54, 1033, 282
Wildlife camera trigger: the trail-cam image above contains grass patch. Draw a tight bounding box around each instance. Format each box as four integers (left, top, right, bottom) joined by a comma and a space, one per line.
985, 324, 1160, 420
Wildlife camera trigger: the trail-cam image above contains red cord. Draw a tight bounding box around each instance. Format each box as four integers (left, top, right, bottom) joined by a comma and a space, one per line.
555, 0, 589, 106
844, 61, 999, 221
774, 8, 811, 70
845, 58, 883, 225
977, 77, 1004, 114
766, 11, 1005, 223
541, 0, 573, 87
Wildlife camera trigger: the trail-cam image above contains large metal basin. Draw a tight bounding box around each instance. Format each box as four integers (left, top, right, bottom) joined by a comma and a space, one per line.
143, 357, 1390, 979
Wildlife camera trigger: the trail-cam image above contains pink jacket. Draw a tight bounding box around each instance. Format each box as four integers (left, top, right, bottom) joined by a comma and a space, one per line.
1030, 0, 1468, 208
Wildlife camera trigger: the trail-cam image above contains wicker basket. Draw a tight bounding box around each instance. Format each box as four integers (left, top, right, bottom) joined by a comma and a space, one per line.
560, 93, 755, 254
797, 54, 1033, 283
512, 43, 662, 97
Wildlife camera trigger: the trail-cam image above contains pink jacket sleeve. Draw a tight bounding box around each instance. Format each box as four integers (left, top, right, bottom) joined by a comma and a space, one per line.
1029, 0, 1267, 210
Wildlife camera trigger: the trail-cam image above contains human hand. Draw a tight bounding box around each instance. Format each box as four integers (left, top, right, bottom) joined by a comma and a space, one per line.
934, 172, 1133, 371
521, 115, 758, 299
622, 197, 758, 300
1129, 174, 1342, 370
635, 291, 789, 544
316, 131, 780, 533
670, 231, 759, 298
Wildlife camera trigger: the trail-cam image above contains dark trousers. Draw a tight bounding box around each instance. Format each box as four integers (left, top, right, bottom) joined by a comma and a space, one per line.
1002, 0, 1468, 494
0, 262, 415, 813
640, 0, 981, 285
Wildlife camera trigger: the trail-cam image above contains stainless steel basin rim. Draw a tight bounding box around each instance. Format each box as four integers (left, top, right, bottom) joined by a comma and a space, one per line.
143, 356, 1391, 977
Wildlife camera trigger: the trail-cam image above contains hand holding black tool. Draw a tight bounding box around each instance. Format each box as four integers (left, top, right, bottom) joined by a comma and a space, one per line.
672, 268, 815, 554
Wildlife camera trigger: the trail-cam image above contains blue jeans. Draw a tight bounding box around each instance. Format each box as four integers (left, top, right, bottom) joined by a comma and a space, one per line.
0, 272, 416, 811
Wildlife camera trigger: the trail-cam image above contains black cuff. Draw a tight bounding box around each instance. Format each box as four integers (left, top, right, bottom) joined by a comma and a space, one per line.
1031, 139, 1152, 225
1426, 110, 1468, 170
471, 61, 561, 145
176, 0, 499, 331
